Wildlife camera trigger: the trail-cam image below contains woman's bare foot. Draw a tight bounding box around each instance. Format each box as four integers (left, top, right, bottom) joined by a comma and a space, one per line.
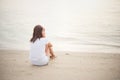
50, 55, 56, 59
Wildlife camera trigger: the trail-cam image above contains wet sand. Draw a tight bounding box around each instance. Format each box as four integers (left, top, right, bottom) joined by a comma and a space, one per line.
0, 50, 120, 80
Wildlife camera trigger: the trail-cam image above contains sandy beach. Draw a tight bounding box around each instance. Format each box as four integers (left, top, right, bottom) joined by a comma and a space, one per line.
0, 50, 120, 80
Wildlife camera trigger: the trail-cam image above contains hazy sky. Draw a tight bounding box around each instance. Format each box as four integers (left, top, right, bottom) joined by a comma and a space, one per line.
1, 0, 119, 26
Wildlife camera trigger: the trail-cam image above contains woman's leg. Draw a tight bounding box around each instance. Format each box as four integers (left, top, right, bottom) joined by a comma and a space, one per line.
45, 43, 55, 59
48, 46, 55, 59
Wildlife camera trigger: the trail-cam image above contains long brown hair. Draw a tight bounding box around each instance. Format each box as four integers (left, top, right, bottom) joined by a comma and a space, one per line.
30, 25, 43, 43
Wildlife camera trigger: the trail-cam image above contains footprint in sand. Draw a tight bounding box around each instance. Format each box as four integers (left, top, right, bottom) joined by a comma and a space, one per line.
65, 53, 70, 55
27, 73, 33, 75
25, 61, 28, 63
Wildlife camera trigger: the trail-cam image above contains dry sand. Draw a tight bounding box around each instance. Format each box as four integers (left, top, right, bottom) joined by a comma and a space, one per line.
0, 50, 120, 80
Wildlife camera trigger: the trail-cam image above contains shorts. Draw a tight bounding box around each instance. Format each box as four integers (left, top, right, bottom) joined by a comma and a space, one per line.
31, 56, 50, 66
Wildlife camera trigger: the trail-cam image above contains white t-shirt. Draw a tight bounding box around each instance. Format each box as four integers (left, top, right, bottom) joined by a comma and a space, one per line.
29, 38, 49, 65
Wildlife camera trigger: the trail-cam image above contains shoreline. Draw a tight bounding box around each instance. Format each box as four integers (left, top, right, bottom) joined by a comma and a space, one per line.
0, 49, 120, 54
0, 50, 120, 80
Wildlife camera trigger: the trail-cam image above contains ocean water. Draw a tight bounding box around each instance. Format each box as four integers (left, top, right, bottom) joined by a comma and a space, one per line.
0, 0, 120, 53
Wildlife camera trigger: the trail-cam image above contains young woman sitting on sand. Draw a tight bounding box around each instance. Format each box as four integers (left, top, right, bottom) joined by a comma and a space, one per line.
29, 25, 55, 66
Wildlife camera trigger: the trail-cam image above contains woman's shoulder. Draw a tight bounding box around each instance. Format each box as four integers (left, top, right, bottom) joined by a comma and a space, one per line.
40, 37, 49, 43
40, 37, 49, 41
40, 37, 48, 40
